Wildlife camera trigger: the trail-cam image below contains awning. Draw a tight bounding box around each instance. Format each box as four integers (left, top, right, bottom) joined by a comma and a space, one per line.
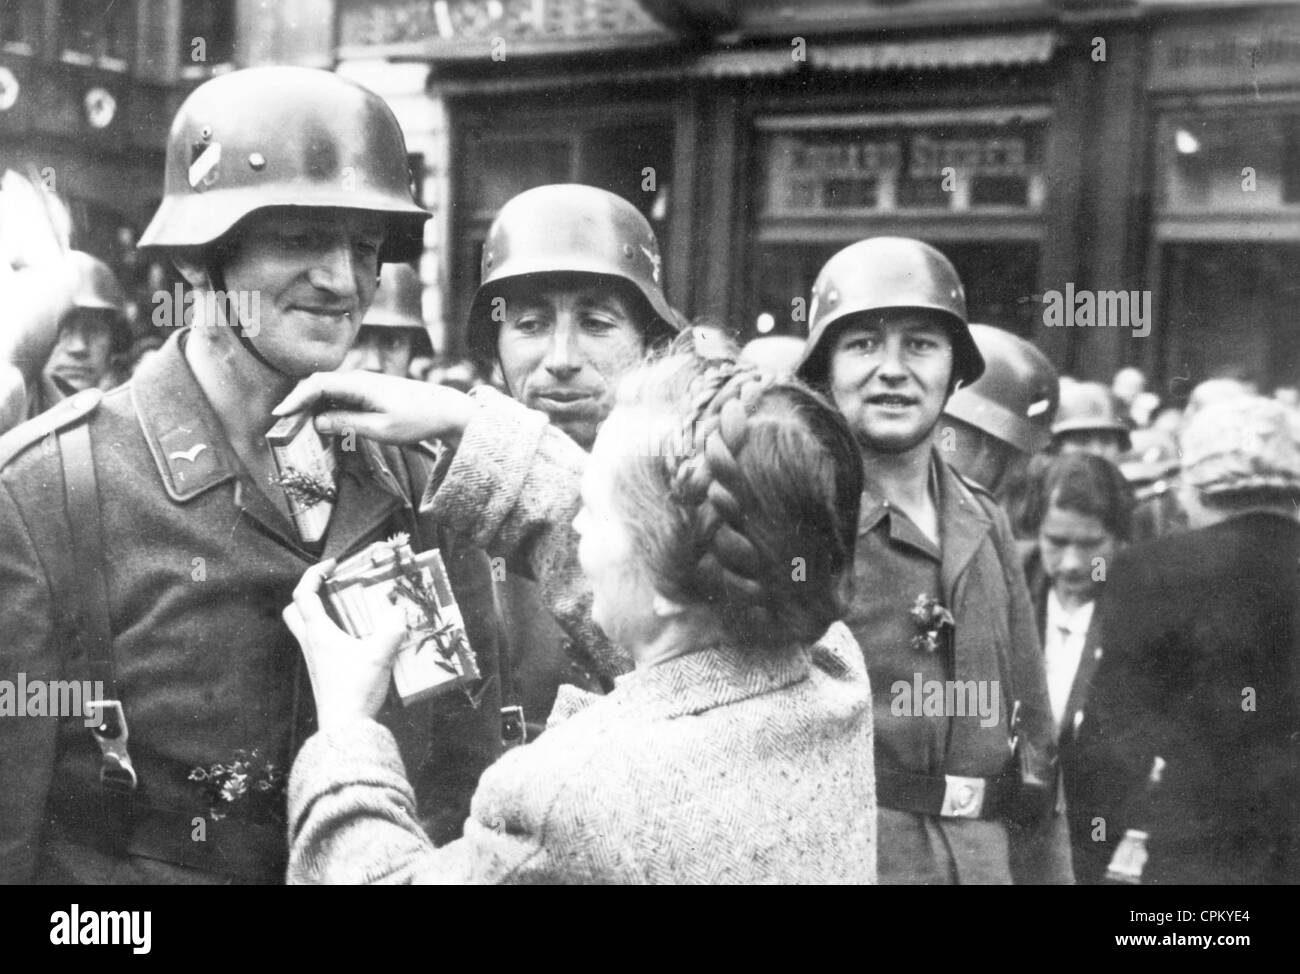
809, 31, 1057, 73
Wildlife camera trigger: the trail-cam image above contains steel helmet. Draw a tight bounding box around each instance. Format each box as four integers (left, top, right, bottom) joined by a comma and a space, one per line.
465, 184, 677, 363
795, 237, 983, 389
363, 262, 431, 355
66, 250, 131, 352
943, 325, 1059, 455
364, 262, 423, 330
1052, 380, 1131, 449
138, 66, 428, 263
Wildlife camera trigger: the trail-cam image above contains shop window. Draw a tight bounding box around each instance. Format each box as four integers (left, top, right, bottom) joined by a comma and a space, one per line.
59, 0, 133, 68
181, 0, 236, 77
1159, 109, 1300, 215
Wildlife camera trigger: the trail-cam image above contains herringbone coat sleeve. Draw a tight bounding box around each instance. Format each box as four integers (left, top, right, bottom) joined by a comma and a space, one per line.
0, 475, 62, 882
417, 388, 627, 679
286, 719, 636, 885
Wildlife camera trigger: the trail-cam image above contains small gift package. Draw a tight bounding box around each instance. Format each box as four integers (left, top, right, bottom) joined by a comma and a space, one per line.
266, 412, 337, 544
321, 533, 480, 706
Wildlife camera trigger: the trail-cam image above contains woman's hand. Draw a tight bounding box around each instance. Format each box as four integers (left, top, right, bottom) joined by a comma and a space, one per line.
273, 372, 475, 450
283, 559, 408, 729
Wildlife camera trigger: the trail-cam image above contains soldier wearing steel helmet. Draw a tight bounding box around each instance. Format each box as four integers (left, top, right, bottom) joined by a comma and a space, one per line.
938, 324, 1060, 498
341, 262, 432, 378
463, 184, 679, 733
797, 237, 1071, 885
0, 67, 506, 883
467, 183, 677, 450
0, 250, 132, 434
1050, 380, 1131, 461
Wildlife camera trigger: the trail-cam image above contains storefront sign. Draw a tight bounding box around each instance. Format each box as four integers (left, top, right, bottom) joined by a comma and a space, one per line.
764, 123, 1041, 213
1150, 22, 1300, 91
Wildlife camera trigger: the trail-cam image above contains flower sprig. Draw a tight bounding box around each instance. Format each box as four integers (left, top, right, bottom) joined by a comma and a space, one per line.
909, 593, 955, 653
273, 467, 337, 509
389, 573, 470, 675
188, 748, 284, 823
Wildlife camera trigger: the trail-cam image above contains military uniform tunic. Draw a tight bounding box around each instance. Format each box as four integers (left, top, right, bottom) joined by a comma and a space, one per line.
846, 451, 1071, 884
0, 331, 503, 884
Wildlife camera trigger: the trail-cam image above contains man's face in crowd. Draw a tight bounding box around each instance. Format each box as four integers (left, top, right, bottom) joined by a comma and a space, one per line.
218, 208, 386, 377
340, 326, 415, 377
1038, 501, 1115, 606
495, 279, 646, 450
43, 310, 116, 394
828, 313, 955, 455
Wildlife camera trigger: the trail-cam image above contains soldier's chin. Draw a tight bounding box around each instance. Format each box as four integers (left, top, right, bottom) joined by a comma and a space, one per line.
858, 425, 933, 456
548, 412, 599, 451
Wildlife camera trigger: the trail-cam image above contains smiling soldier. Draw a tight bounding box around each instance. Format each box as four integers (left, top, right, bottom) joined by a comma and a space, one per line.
464, 185, 678, 735
0, 67, 507, 884
796, 237, 1071, 885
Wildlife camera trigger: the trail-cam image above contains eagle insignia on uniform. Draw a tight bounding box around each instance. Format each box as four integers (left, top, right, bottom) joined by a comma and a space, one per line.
168, 443, 208, 463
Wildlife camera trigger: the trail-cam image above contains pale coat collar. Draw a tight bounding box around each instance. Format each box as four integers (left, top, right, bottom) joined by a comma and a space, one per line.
551, 639, 817, 727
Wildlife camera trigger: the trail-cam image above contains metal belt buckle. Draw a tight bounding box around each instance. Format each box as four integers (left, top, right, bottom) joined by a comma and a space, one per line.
87, 699, 138, 793
940, 774, 986, 818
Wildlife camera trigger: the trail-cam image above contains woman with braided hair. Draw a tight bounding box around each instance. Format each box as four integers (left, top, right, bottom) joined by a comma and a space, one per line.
274, 341, 878, 883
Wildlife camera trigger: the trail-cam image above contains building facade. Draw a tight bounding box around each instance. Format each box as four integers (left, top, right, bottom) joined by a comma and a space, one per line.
339, 0, 1299, 396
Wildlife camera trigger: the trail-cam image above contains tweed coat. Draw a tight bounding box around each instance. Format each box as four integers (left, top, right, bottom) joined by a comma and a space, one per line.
419, 386, 627, 679
288, 622, 876, 884
423, 387, 630, 736
0, 331, 505, 884
1073, 512, 1300, 884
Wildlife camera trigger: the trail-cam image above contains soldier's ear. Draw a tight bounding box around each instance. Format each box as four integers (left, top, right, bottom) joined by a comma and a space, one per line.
170, 254, 211, 290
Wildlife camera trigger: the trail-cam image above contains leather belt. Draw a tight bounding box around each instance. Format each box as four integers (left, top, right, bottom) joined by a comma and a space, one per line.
876, 769, 1014, 820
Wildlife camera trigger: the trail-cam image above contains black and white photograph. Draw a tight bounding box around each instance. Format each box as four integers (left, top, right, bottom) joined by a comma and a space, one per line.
0, 0, 1295, 922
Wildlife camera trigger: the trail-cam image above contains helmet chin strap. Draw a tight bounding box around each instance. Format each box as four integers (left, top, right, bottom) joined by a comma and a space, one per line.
207, 264, 294, 378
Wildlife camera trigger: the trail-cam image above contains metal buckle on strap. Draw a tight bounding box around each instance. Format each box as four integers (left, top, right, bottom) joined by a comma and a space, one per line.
940, 774, 986, 818
87, 699, 138, 793
500, 705, 527, 750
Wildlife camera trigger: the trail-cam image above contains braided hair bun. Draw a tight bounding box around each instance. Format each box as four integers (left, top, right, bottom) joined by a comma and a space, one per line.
609, 336, 863, 651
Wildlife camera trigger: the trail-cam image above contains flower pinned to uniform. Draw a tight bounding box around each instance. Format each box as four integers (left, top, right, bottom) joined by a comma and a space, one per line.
909, 593, 954, 653
273, 467, 337, 509
188, 748, 284, 823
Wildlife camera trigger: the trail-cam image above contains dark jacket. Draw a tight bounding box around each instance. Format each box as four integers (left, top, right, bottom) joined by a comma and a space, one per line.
1074, 512, 1300, 884
1022, 546, 1108, 882
0, 331, 503, 884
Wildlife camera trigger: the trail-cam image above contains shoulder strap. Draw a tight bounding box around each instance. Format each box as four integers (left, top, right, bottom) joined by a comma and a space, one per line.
54, 418, 136, 791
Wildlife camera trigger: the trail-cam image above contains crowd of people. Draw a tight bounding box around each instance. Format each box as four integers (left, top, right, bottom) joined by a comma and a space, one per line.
0, 65, 1295, 886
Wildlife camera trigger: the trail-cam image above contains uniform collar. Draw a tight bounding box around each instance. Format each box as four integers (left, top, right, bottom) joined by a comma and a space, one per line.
130, 331, 408, 556
131, 330, 241, 503
934, 449, 993, 594
856, 449, 993, 583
